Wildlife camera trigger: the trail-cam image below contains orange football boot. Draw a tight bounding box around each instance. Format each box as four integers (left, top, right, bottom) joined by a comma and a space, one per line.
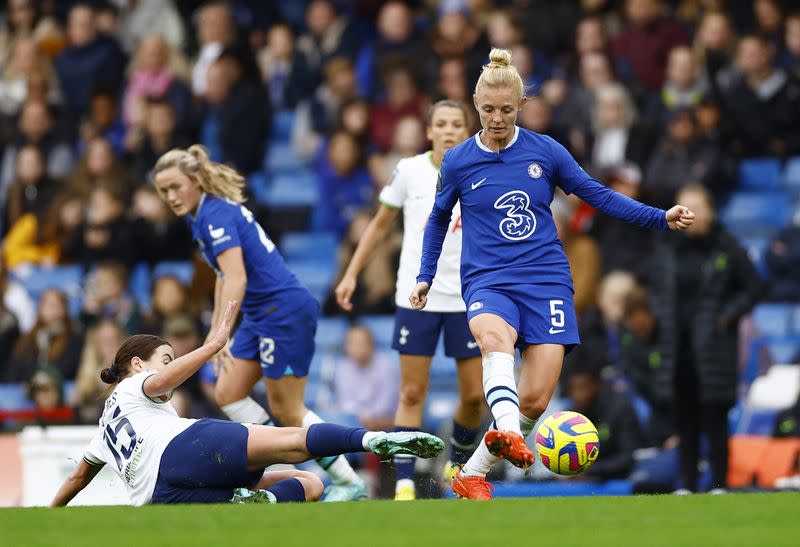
452, 471, 495, 500
484, 430, 535, 470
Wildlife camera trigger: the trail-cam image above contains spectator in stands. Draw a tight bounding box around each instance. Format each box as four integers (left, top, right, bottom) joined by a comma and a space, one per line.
78, 87, 126, 155
160, 313, 216, 418
2, 190, 77, 270
190, 1, 233, 97
0, 99, 74, 208
566, 361, 643, 480
313, 130, 374, 236
428, 1, 486, 83
611, 0, 689, 92
142, 274, 191, 335
765, 219, 800, 301
115, 0, 185, 56
73, 317, 126, 423
126, 98, 191, 182
0, 0, 64, 70
296, 0, 359, 87
617, 286, 675, 447
334, 325, 400, 431
649, 184, 762, 492
356, 0, 426, 99
692, 10, 737, 95
645, 46, 706, 129
129, 185, 193, 263
588, 82, 654, 172
754, 0, 784, 49
434, 57, 469, 103
54, 3, 125, 119
199, 53, 269, 175
518, 95, 568, 148
6, 287, 83, 382
258, 23, 311, 110
369, 116, 426, 189
370, 63, 426, 152
122, 34, 191, 133
0, 259, 21, 372
644, 107, 720, 209
552, 197, 600, 316
80, 261, 140, 333
778, 12, 800, 77
563, 16, 633, 84
325, 210, 401, 316
721, 34, 800, 158
336, 97, 373, 152
68, 136, 136, 201
64, 184, 141, 267
0, 37, 61, 119
3, 145, 57, 231
293, 56, 360, 162
26, 367, 73, 425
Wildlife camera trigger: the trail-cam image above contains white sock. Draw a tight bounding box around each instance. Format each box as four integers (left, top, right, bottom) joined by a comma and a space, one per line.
221, 397, 270, 424
460, 432, 500, 477
520, 413, 537, 438
302, 410, 361, 485
482, 352, 521, 434
362, 431, 382, 450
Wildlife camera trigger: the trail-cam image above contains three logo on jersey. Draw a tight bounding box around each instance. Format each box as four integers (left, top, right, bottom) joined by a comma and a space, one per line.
469, 163, 542, 242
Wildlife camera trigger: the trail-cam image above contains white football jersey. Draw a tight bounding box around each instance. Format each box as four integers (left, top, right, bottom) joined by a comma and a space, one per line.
83, 371, 196, 506
379, 151, 465, 312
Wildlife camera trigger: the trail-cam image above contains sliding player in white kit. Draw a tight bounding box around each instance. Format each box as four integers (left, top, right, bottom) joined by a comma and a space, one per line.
50, 301, 444, 507
335, 100, 484, 500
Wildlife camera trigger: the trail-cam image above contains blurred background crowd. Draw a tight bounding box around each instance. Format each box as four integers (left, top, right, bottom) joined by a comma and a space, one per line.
0, 0, 799, 494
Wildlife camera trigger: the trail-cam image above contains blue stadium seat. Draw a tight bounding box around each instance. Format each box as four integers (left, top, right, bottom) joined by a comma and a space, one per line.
315, 317, 350, 351
152, 261, 194, 286
737, 158, 782, 189
739, 409, 779, 436
719, 191, 791, 231
765, 335, 800, 364
0, 383, 33, 410
280, 231, 337, 263
10, 265, 84, 317
752, 303, 793, 336
128, 262, 152, 313
285, 260, 334, 302
792, 305, 800, 334
265, 142, 305, 173
247, 171, 271, 206
423, 388, 458, 432
270, 109, 296, 141
783, 156, 800, 191
738, 236, 771, 278
357, 315, 395, 348
263, 172, 318, 208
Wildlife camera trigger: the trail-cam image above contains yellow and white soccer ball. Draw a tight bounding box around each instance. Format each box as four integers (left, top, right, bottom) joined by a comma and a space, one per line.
534, 411, 600, 476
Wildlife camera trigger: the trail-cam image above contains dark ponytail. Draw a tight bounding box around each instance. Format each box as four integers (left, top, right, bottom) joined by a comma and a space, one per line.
99, 334, 169, 384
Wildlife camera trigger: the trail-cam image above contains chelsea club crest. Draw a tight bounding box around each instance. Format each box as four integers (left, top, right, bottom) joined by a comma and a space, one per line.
528, 162, 542, 179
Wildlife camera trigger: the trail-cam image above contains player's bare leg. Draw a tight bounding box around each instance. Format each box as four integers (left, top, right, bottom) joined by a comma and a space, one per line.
215, 357, 270, 423
393, 355, 433, 500
266, 376, 367, 501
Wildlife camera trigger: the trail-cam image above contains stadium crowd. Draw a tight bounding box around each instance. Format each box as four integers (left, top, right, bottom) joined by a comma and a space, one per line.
1, 0, 799, 494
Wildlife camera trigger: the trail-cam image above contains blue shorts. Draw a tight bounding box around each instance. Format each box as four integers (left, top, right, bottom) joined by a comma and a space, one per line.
151, 419, 263, 504
465, 283, 580, 349
391, 307, 480, 359
230, 297, 319, 379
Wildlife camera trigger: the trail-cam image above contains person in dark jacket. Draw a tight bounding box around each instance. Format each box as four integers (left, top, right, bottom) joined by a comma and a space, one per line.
566, 362, 644, 480
764, 220, 800, 301
648, 184, 763, 492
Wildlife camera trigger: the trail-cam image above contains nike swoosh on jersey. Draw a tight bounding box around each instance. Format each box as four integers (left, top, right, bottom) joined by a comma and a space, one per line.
471, 177, 487, 190
548, 327, 565, 334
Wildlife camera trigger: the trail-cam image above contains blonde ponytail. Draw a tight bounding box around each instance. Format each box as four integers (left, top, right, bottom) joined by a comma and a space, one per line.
475, 48, 525, 101
153, 145, 246, 204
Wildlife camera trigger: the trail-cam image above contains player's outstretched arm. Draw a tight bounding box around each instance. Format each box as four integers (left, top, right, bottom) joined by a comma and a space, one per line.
144, 300, 238, 397
665, 205, 695, 231
50, 459, 104, 507
336, 204, 400, 311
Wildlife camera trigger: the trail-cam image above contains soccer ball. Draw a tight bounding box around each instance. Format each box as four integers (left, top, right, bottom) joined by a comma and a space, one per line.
534, 411, 600, 476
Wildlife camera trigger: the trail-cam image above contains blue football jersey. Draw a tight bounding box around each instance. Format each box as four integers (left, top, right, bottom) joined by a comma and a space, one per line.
418, 126, 667, 299
189, 194, 309, 314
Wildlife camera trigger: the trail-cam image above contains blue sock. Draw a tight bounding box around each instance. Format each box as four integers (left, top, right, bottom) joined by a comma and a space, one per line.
305, 423, 368, 457
268, 478, 306, 502
449, 420, 480, 465
393, 426, 417, 482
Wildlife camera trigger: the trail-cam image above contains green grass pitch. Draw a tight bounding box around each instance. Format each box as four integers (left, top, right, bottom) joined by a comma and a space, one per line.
1, 493, 797, 547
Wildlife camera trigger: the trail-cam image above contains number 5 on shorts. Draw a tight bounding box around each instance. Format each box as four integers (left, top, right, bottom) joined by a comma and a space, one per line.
259, 337, 275, 367
549, 299, 565, 334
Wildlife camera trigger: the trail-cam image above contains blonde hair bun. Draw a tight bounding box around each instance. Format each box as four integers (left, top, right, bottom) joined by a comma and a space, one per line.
488, 48, 512, 67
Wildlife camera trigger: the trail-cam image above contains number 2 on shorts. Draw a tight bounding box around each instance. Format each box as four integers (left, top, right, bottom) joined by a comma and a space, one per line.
259, 337, 276, 367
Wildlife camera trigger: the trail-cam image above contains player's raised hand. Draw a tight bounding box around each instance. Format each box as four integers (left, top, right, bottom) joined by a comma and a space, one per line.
666, 205, 695, 231
335, 274, 357, 311
409, 282, 430, 310
209, 300, 238, 349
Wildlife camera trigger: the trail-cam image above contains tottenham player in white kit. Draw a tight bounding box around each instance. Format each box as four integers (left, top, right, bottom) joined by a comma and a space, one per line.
50, 301, 444, 507
335, 100, 484, 500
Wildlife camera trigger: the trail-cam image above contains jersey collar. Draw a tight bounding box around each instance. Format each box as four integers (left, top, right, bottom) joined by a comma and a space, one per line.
191, 192, 208, 221
474, 125, 519, 153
